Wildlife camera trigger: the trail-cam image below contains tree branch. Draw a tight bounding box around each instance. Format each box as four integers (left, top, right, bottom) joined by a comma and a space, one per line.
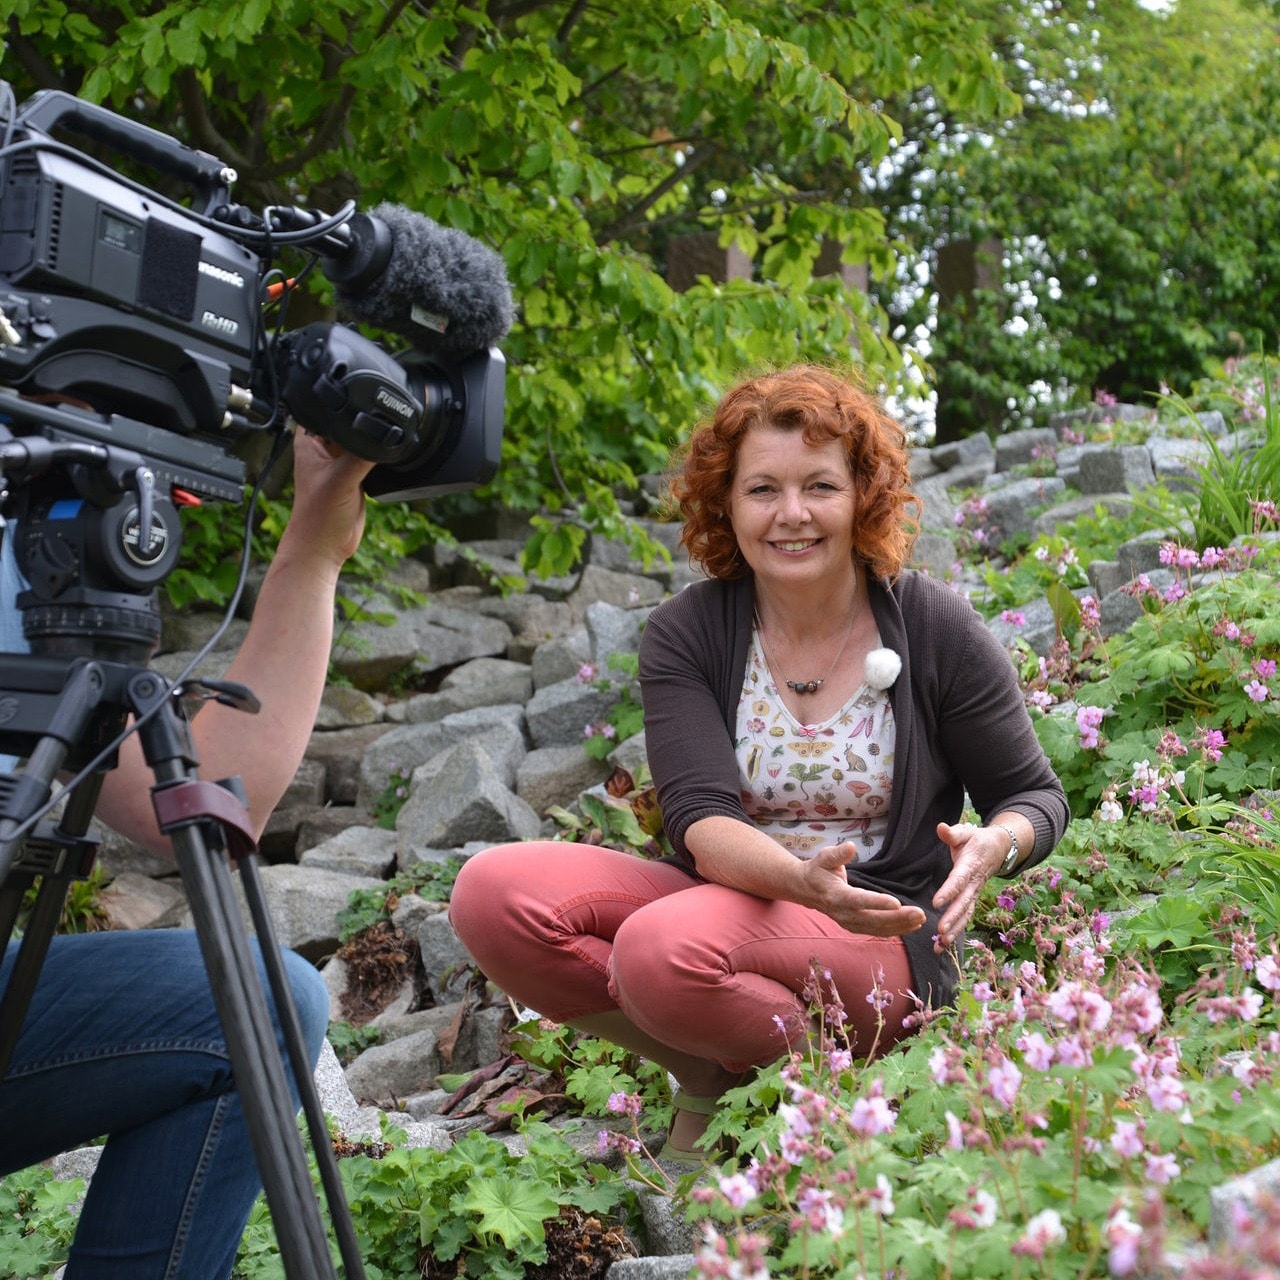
595, 142, 718, 243
555, 0, 591, 45
3, 25, 73, 94
175, 69, 252, 173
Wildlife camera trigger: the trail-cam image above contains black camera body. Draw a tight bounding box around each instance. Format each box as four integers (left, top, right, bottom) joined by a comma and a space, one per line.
0, 85, 506, 504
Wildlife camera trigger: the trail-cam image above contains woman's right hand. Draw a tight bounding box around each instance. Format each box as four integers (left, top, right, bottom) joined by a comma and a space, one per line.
802, 842, 927, 937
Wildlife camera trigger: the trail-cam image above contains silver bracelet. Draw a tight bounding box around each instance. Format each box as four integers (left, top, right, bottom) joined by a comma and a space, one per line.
997, 824, 1020, 877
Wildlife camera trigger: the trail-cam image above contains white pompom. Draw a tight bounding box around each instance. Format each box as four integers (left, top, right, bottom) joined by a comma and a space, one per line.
865, 648, 902, 690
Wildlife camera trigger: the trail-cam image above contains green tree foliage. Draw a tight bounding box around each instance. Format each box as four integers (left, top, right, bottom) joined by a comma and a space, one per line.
877, 0, 1280, 438
1, 0, 1012, 570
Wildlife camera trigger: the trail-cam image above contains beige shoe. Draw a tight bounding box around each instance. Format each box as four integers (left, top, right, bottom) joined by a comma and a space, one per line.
655, 1089, 721, 1167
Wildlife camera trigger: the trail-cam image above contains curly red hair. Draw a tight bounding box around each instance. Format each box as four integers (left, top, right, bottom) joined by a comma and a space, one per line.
670, 365, 919, 582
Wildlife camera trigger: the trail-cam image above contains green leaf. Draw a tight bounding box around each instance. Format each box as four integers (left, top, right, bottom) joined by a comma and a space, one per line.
165, 17, 205, 64
1123, 893, 1211, 951
564, 1059, 634, 1112
455, 1175, 560, 1250
521, 521, 587, 579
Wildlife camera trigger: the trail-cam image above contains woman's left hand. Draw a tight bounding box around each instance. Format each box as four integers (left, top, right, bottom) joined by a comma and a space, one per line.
931, 821, 1008, 953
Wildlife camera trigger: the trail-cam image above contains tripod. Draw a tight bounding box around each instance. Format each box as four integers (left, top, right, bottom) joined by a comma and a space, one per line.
0, 434, 365, 1279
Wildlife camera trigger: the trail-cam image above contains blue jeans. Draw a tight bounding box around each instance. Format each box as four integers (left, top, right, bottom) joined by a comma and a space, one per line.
0, 929, 329, 1279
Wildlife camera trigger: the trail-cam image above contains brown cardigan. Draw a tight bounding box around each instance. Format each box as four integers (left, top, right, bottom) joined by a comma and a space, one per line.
638, 570, 1070, 1009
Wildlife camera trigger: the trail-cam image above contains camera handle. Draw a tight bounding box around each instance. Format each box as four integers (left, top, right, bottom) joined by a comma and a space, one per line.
14, 87, 235, 212
0, 660, 365, 1280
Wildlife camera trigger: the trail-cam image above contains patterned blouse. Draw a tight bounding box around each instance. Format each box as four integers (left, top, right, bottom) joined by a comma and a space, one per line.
734, 628, 896, 861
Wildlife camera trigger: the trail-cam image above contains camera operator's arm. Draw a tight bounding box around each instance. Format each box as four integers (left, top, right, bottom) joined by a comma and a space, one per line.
94, 432, 373, 853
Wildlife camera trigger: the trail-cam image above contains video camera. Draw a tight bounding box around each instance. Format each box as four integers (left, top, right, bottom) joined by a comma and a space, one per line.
0, 82, 511, 509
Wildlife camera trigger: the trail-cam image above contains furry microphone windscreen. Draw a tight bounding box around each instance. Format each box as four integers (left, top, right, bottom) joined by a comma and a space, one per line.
333, 203, 514, 358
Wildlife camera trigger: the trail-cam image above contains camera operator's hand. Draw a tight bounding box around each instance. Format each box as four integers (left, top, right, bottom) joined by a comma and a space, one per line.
284, 428, 374, 571
96, 435, 374, 854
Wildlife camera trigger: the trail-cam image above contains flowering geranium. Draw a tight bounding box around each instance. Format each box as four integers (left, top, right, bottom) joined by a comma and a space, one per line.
684, 929, 1280, 1280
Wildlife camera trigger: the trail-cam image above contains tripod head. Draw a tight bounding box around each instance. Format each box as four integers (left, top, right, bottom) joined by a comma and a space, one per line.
0, 385, 249, 667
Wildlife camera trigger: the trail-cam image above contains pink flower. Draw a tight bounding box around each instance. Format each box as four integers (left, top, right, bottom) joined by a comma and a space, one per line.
1016, 1030, 1055, 1072
1159, 542, 1199, 568
1192, 726, 1227, 762
985, 1056, 1022, 1109
1244, 679, 1270, 702
717, 1172, 757, 1209
1076, 705, 1106, 749
1238, 989, 1264, 1021
1251, 498, 1280, 523
1255, 658, 1278, 679
1053, 1034, 1091, 1069
827, 1046, 853, 1072
849, 1093, 896, 1136
1106, 1208, 1143, 1276
929, 1046, 964, 1086
867, 1174, 895, 1218
1099, 798, 1124, 822
865, 985, 895, 1012
1144, 1151, 1180, 1185
944, 1110, 965, 1150
1012, 1208, 1066, 1258
777, 1100, 813, 1140
970, 1189, 998, 1228
1145, 1073, 1188, 1114
797, 1186, 845, 1235
1109, 1120, 1144, 1159
1256, 953, 1280, 991
1230, 1055, 1258, 1087
1115, 980, 1164, 1041
1047, 981, 1112, 1032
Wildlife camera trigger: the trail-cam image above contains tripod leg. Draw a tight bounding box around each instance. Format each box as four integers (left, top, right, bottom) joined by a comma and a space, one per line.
127, 674, 347, 1278
0, 874, 69, 1079
162, 814, 342, 1279
1, 759, 106, 1080
238, 855, 368, 1279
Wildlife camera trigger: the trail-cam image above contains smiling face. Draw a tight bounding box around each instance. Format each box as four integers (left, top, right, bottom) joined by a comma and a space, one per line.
728, 424, 857, 597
